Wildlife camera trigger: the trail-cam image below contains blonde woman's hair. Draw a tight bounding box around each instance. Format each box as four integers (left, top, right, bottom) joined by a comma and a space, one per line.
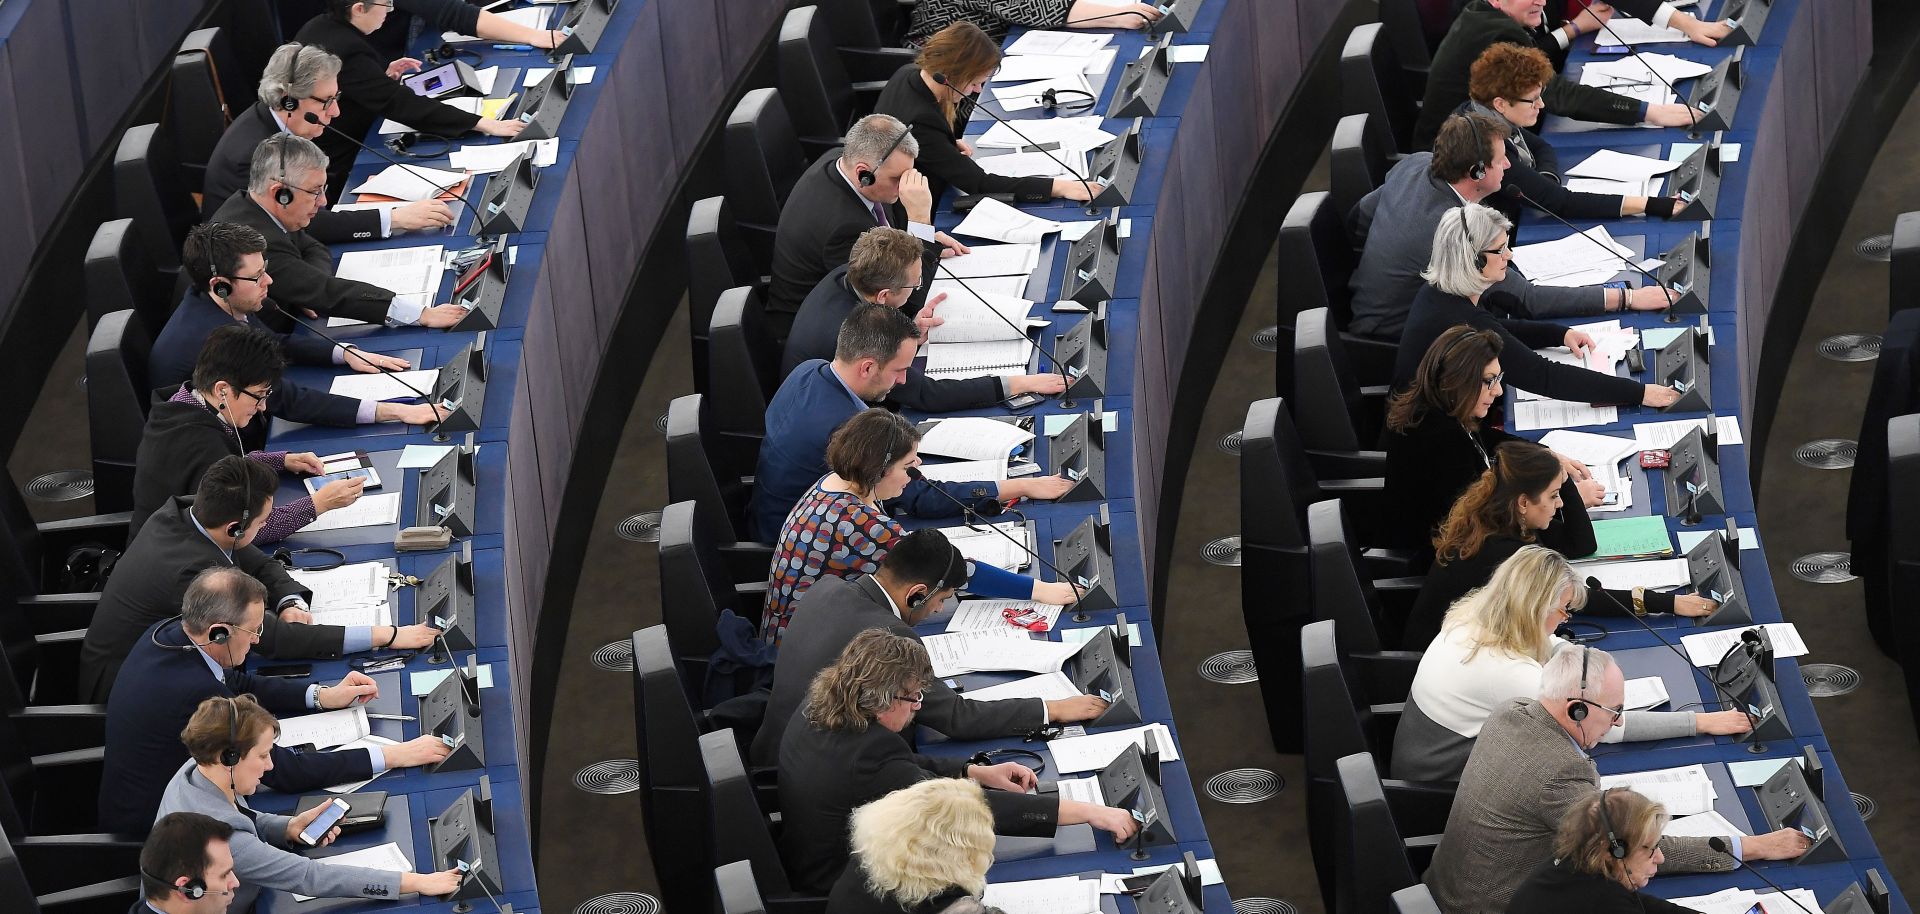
802, 629, 933, 732
1553, 788, 1667, 889
1442, 544, 1586, 662
850, 778, 996, 904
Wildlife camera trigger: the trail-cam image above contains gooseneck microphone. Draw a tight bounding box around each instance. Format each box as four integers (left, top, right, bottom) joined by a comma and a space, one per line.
933, 72, 1102, 215
1505, 184, 1680, 324
1705, 837, 1820, 914
302, 112, 493, 233
930, 260, 1077, 408
1591, 17, 1701, 136
1583, 576, 1763, 751
261, 300, 449, 437
905, 465, 1090, 621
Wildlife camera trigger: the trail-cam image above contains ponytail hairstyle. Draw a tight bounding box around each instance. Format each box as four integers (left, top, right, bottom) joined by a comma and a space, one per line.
1432, 440, 1563, 563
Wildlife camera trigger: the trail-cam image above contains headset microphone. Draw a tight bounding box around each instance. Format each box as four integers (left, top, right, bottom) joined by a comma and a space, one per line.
931, 72, 1102, 216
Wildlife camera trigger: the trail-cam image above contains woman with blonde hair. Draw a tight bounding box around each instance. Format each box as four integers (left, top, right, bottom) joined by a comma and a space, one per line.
1505, 789, 1703, 912
829, 778, 1003, 914
1390, 546, 1747, 782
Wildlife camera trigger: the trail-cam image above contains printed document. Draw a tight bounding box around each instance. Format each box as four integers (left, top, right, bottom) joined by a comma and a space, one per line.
924, 339, 1035, 378
927, 292, 1036, 343
336, 245, 446, 296
921, 630, 1082, 677
917, 417, 1034, 460
943, 521, 1033, 571
1680, 624, 1809, 667
1048, 723, 1180, 773
447, 137, 558, 174
1005, 30, 1112, 57
1632, 415, 1744, 451
328, 369, 441, 402
982, 876, 1101, 914
946, 599, 1064, 633
963, 671, 1083, 703
941, 241, 1043, 277
300, 492, 403, 533
275, 706, 371, 750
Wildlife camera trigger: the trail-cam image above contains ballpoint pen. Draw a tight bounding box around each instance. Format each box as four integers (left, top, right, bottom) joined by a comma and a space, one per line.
367, 713, 417, 721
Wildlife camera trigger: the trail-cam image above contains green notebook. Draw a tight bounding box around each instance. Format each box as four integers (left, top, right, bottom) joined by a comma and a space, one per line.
1584, 515, 1675, 559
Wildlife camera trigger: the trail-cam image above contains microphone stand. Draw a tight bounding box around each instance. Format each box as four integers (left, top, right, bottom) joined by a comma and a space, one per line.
303, 112, 498, 238
930, 260, 1077, 408
1706, 837, 1820, 914
1584, 577, 1764, 752
933, 72, 1103, 216
905, 466, 1091, 622
1591, 18, 1702, 137
1505, 184, 1681, 324
263, 301, 452, 441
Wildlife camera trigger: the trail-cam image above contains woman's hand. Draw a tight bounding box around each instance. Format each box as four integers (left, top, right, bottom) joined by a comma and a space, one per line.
956, 138, 974, 157
1563, 329, 1597, 360
1672, 594, 1719, 618
1030, 581, 1082, 606
386, 57, 423, 81
1553, 451, 1593, 482
401, 869, 465, 897
1575, 476, 1607, 508
475, 117, 528, 139
286, 803, 342, 847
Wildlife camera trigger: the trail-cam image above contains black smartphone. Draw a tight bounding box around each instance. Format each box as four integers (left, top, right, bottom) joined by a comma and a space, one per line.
1004, 393, 1043, 410
256, 663, 314, 679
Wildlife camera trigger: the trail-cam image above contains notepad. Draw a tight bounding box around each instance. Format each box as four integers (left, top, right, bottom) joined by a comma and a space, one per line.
1584, 516, 1674, 560
918, 417, 1034, 460
924, 339, 1035, 378
275, 706, 371, 750
300, 492, 403, 533
1624, 676, 1670, 711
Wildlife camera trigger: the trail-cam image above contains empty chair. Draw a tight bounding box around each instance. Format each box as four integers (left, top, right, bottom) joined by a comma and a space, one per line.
1329, 113, 1394, 223
1340, 23, 1419, 155
810, 0, 914, 77
84, 312, 152, 516
687, 197, 769, 393
1303, 620, 1417, 914
657, 501, 770, 703
665, 396, 775, 584
1377, 0, 1434, 94
708, 287, 781, 451
716, 860, 770, 914
113, 125, 198, 272
1292, 307, 1389, 465
778, 7, 888, 149
1308, 500, 1427, 670
0, 822, 141, 914
698, 729, 827, 913
1334, 752, 1433, 914
1389, 883, 1443, 914
1276, 192, 1395, 393
725, 90, 811, 236
169, 28, 236, 190
83, 220, 170, 333
633, 625, 716, 914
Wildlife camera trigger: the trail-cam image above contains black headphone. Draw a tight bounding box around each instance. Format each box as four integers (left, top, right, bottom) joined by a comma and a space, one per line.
272, 134, 296, 207
140, 867, 210, 901
1040, 86, 1097, 113
969, 747, 1047, 776
871, 417, 905, 491
1568, 644, 1594, 721
1461, 113, 1489, 182
906, 543, 966, 612
858, 121, 912, 188
226, 458, 255, 540
275, 44, 304, 114
1596, 787, 1628, 859
387, 130, 454, 159
209, 252, 232, 300
219, 696, 244, 767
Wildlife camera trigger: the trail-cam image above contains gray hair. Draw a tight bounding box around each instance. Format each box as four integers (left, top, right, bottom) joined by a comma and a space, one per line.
247, 133, 327, 196
841, 114, 919, 169
1538, 644, 1617, 702
181, 566, 268, 635
1422, 203, 1512, 298
257, 43, 342, 109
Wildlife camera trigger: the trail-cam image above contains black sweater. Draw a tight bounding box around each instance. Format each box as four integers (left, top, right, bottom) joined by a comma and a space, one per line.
873, 65, 1054, 205
1394, 284, 1645, 405
1505, 859, 1701, 914
1383, 412, 1525, 555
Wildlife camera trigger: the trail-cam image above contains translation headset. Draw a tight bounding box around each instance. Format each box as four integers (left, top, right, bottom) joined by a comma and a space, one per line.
227, 458, 255, 540
1567, 644, 1595, 721
1596, 787, 1628, 860
969, 747, 1048, 776
905, 543, 967, 612
219, 695, 244, 767
140, 866, 212, 901
209, 251, 232, 300
858, 122, 913, 188
1457, 115, 1490, 270
871, 417, 906, 491
269, 44, 308, 206
272, 134, 296, 207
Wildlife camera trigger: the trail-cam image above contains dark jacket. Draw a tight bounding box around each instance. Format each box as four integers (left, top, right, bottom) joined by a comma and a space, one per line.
1394, 284, 1644, 405
1504, 859, 1699, 914
769, 152, 941, 323
1414, 0, 1643, 149
293, 13, 483, 198
149, 291, 362, 434
131, 398, 259, 541
202, 101, 383, 244
783, 265, 1004, 412
777, 712, 1057, 893
76, 497, 336, 703
1383, 412, 1525, 555
750, 575, 1041, 766
827, 866, 977, 914
1485, 120, 1631, 225
98, 617, 372, 834
873, 65, 1054, 205
209, 191, 396, 324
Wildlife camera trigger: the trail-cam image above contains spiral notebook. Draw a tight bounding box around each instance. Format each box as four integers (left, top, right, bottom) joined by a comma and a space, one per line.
923, 339, 1035, 379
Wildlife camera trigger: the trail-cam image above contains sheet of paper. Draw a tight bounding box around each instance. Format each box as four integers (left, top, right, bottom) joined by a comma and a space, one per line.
336, 245, 446, 299
1042, 411, 1119, 436
978, 149, 1086, 180
914, 459, 1010, 484
991, 54, 1097, 84
1664, 810, 1749, 840
398, 444, 457, 468
922, 632, 1083, 677
1566, 148, 1686, 183
1671, 888, 1821, 914
1675, 527, 1759, 552
988, 73, 1096, 112
1058, 221, 1103, 242
522, 64, 597, 87
1671, 141, 1741, 163
377, 97, 484, 134
1059, 622, 1141, 647
328, 369, 440, 402
1592, 18, 1693, 47
1539, 430, 1640, 468
978, 116, 1117, 154
964, 671, 1083, 703
307, 600, 393, 629
1632, 415, 1744, 450
1005, 30, 1112, 58
353, 161, 472, 200
942, 522, 1033, 572
447, 137, 558, 174
924, 339, 1035, 379
1049, 723, 1181, 773
1568, 175, 1663, 197
1600, 764, 1717, 815
918, 417, 1035, 460
288, 562, 388, 608
290, 842, 414, 901
927, 290, 1036, 344
274, 706, 370, 750
1129, 858, 1224, 885
942, 240, 1044, 276
1512, 399, 1618, 431
1624, 676, 1671, 711
1641, 325, 1715, 349
1168, 44, 1209, 63
1055, 775, 1107, 807
300, 492, 403, 533
982, 876, 1101, 914
1585, 515, 1674, 559
442, 5, 548, 41
1574, 557, 1691, 590
321, 734, 398, 793
410, 664, 495, 696
946, 599, 1064, 633
1680, 624, 1809, 667
1512, 225, 1636, 284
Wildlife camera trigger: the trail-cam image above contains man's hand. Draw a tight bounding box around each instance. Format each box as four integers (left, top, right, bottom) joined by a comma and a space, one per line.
386, 57, 423, 80
967, 760, 1039, 793
1044, 695, 1110, 723
955, 138, 974, 157
914, 294, 946, 335
475, 117, 528, 139
1642, 384, 1682, 408
401, 869, 466, 898
280, 603, 314, 625
1694, 709, 1751, 736
1563, 329, 1597, 360
317, 671, 380, 710
378, 402, 448, 426
1672, 595, 1719, 618
1001, 474, 1073, 502
287, 803, 342, 847
1086, 805, 1140, 842
1008, 374, 1068, 396
391, 200, 455, 233
899, 168, 934, 223
1629, 285, 1677, 311
390, 624, 440, 650
382, 734, 456, 769
346, 347, 413, 374
1053, 177, 1094, 201
1676, 13, 1731, 47
1030, 580, 1082, 606
1742, 827, 1814, 861
934, 230, 970, 258
1645, 104, 1704, 128
312, 476, 367, 513
417, 303, 472, 329
283, 452, 328, 476
1575, 476, 1607, 508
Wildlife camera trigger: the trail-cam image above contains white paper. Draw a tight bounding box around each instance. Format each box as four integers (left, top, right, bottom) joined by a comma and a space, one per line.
1727, 757, 1800, 787
914, 459, 1011, 483
1632, 416, 1745, 451
1566, 149, 1685, 182
307, 600, 393, 629
1042, 411, 1119, 436
926, 289, 1036, 343
917, 417, 1035, 460
982, 876, 1102, 914
410, 664, 495, 696
964, 671, 1083, 703
978, 116, 1117, 153
1624, 676, 1671, 711
1592, 18, 1693, 47
1511, 226, 1636, 285
1599, 764, 1717, 815
1671, 141, 1741, 163
1540, 430, 1641, 468
1671, 888, 1822, 914
1056, 776, 1108, 807
300, 492, 403, 533
1574, 558, 1691, 590
988, 74, 1096, 112
336, 245, 447, 296
352, 162, 470, 201
1005, 30, 1112, 58
1567, 175, 1663, 197
274, 706, 370, 750
376, 97, 485, 135
288, 562, 387, 607
1679, 624, 1809, 667
442, 5, 548, 41
1167, 44, 1209, 63
291, 842, 413, 901
991, 54, 1098, 85
398, 444, 456, 468
1129, 859, 1224, 885
522, 64, 597, 87
924, 339, 1035, 378
1058, 220, 1102, 242
941, 240, 1044, 277
1059, 623, 1141, 647
447, 137, 558, 174
979, 149, 1086, 180
1664, 810, 1749, 840
1513, 399, 1618, 431
1641, 325, 1714, 349
1675, 527, 1759, 552
920, 631, 1081, 677
947, 599, 1064, 632
1048, 723, 1181, 773
942, 522, 1033, 572
328, 369, 441, 402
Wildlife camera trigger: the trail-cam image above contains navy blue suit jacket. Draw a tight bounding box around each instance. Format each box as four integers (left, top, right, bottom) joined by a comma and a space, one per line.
150, 290, 362, 433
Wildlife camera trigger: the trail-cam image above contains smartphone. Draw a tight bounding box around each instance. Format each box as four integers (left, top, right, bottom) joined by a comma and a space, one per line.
256, 663, 314, 679
1601, 491, 1620, 506
300, 798, 351, 846
1004, 393, 1043, 410
1118, 873, 1160, 895
304, 466, 383, 496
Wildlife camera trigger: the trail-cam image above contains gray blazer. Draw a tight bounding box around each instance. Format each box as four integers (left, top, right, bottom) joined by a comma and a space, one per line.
155, 761, 404, 912
1422, 700, 1731, 914
751, 574, 1042, 767
1346, 152, 1603, 340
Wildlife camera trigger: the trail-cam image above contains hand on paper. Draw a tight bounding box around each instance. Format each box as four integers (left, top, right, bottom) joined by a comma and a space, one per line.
392, 200, 455, 232
386, 57, 423, 80
1672, 594, 1719, 618
968, 760, 1039, 793
318, 671, 381, 709
1031, 580, 1083, 606
1645, 104, 1704, 128
1695, 710, 1751, 736
1009, 373, 1068, 396
1575, 476, 1608, 508
935, 230, 971, 258
956, 138, 974, 157
1628, 285, 1677, 310
284, 452, 328, 475
417, 303, 472, 328
1642, 384, 1682, 408
280, 604, 314, 625
900, 169, 934, 222
313, 476, 368, 513
384, 734, 456, 769
1743, 827, 1815, 861
1563, 329, 1597, 359
1045, 695, 1110, 723
347, 347, 414, 373
475, 117, 528, 139
915, 294, 947, 334
287, 803, 342, 847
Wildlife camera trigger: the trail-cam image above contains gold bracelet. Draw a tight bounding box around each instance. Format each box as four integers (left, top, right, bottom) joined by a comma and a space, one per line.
1630, 587, 1649, 617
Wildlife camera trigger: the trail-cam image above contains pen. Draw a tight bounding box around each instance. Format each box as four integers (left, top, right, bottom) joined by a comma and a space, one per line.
492, 43, 534, 50
367, 713, 416, 721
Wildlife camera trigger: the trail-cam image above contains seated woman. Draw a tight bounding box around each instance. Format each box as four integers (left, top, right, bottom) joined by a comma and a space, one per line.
1403, 440, 1716, 648
155, 695, 462, 912
1467, 43, 1686, 230
875, 22, 1097, 205
779, 630, 1136, 893
828, 778, 1000, 914
1392, 203, 1682, 411
1391, 546, 1746, 782
763, 408, 1080, 646
1506, 789, 1705, 913
907, 0, 1165, 45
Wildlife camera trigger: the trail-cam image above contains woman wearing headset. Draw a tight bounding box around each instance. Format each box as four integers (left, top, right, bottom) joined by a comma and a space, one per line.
874, 21, 1098, 205
154, 695, 462, 912
763, 408, 1081, 647
1505, 790, 1703, 913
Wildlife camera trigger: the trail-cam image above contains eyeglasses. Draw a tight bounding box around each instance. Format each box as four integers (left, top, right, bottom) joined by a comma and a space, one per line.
280, 178, 327, 201
890, 282, 924, 294
231, 622, 266, 643
235, 385, 274, 403
224, 270, 267, 287
1479, 372, 1505, 390
305, 91, 344, 110
1481, 244, 1513, 259
1510, 94, 1545, 107
1574, 699, 1624, 722
893, 690, 926, 705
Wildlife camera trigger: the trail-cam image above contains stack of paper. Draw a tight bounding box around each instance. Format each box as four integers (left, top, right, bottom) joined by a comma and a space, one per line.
1565, 148, 1685, 197
924, 339, 1035, 378
300, 492, 403, 533
927, 292, 1036, 344
1574, 557, 1691, 590
1599, 764, 1718, 815
1048, 723, 1180, 773
1005, 30, 1112, 58
982, 876, 1102, 914
1511, 226, 1639, 287
1593, 20, 1699, 48
918, 418, 1034, 460
328, 369, 441, 402
1527, 319, 1638, 381
978, 149, 1088, 180
336, 244, 447, 297
954, 202, 1063, 245
1540, 430, 1640, 468
1669, 886, 1823, 914
942, 521, 1034, 571
921, 630, 1082, 677
1512, 399, 1618, 431
977, 116, 1117, 154
990, 54, 1097, 84
962, 671, 1084, 702
914, 459, 1010, 483
1055, 776, 1108, 806
352, 162, 470, 201
274, 705, 371, 750
1632, 416, 1745, 451
288, 562, 393, 628
1623, 676, 1670, 711
447, 137, 558, 174
1679, 624, 1810, 667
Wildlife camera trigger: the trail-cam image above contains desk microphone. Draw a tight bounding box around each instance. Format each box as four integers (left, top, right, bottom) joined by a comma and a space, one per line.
1583, 576, 1763, 751
1705, 837, 1820, 914
933, 72, 1102, 216
1591, 18, 1701, 137
905, 466, 1091, 622
1505, 184, 1682, 325
303, 112, 493, 235
260, 300, 450, 438
931, 260, 1077, 408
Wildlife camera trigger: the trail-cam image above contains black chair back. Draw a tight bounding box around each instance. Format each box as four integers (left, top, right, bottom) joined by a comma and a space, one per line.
0, 829, 33, 914
1303, 619, 1389, 914
812, 0, 895, 48
83, 220, 170, 332
1377, 0, 1434, 89
657, 501, 735, 698
1293, 307, 1376, 454
1308, 499, 1392, 652
1275, 192, 1359, 396
778, 7, 856, 145
84, 311, 151, 515
1330, 113, 1392, 222
687, 197, 767, 393
699, 729, 792, 897
632, 625, 714, 914
725, 89, 810, 230
709, 286, 779, 441
112, 124, 195, 271
1340, 23, 1418, 154
1335, 751, 1419, 914
169, 28, 235, 189
716, 859, 771, 914
666, 394, 754, 544
1238, 397, 1320, 752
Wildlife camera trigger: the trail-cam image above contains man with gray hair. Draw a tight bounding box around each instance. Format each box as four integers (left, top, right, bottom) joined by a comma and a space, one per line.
210, 133, 469, 327
201, 42, 452, 242
98, 565, 454, 834
767, 114, 970, 339
1422, 645, 1811, 913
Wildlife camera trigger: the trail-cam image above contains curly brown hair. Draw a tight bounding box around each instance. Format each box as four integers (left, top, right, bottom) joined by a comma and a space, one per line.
803, 629, 935, 732
1468, 43, 1556, 106
1433, 440, 1563, 563
1386, 325, 1505, 433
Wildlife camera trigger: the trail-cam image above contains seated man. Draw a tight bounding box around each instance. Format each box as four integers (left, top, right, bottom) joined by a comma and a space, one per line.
138, 812, 241, 911
751, 529, 1108, 766
766, 114, 968, 339
747, 304, 1071, 542
202, 42, 451, 243
783, 226, 1064, 410
1423, 646, 1812, 914
209, 134, 471, 328
101, 567, 450, 835
150, 222, 445, 450
78, 456, 437, 702
1348, 113, 1672, 340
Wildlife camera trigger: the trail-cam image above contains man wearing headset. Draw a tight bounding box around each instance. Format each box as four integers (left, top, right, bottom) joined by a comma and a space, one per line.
750, 529, 1111, 766
1422, 646, 1811, 913
98, 566, 452, 835
137, 812, 241, 914
201, 42, 452, 242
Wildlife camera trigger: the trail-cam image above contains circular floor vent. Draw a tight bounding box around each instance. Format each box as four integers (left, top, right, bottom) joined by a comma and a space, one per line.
592, 640, 636, 672
574, 893, 661, 914
572, 759, 642, 795
1202, 536, 1243, 566
1199, 650, 1259, 685
1801, 663, 1861, 697
1233, 899, 1298, 914
1205, 768, 1284, 803
654, 412, 670, 433
1854, 792, 1877, 821
1218, 429, 1245, 455
1249, 326, 1280, 351
1793, 439, 1857, 470
1818, 333, 1882, 362
1789, 552, 1857, 584
1854, 233, 1894, 261
616, 511, 663, 542
25, 470, 94, 502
